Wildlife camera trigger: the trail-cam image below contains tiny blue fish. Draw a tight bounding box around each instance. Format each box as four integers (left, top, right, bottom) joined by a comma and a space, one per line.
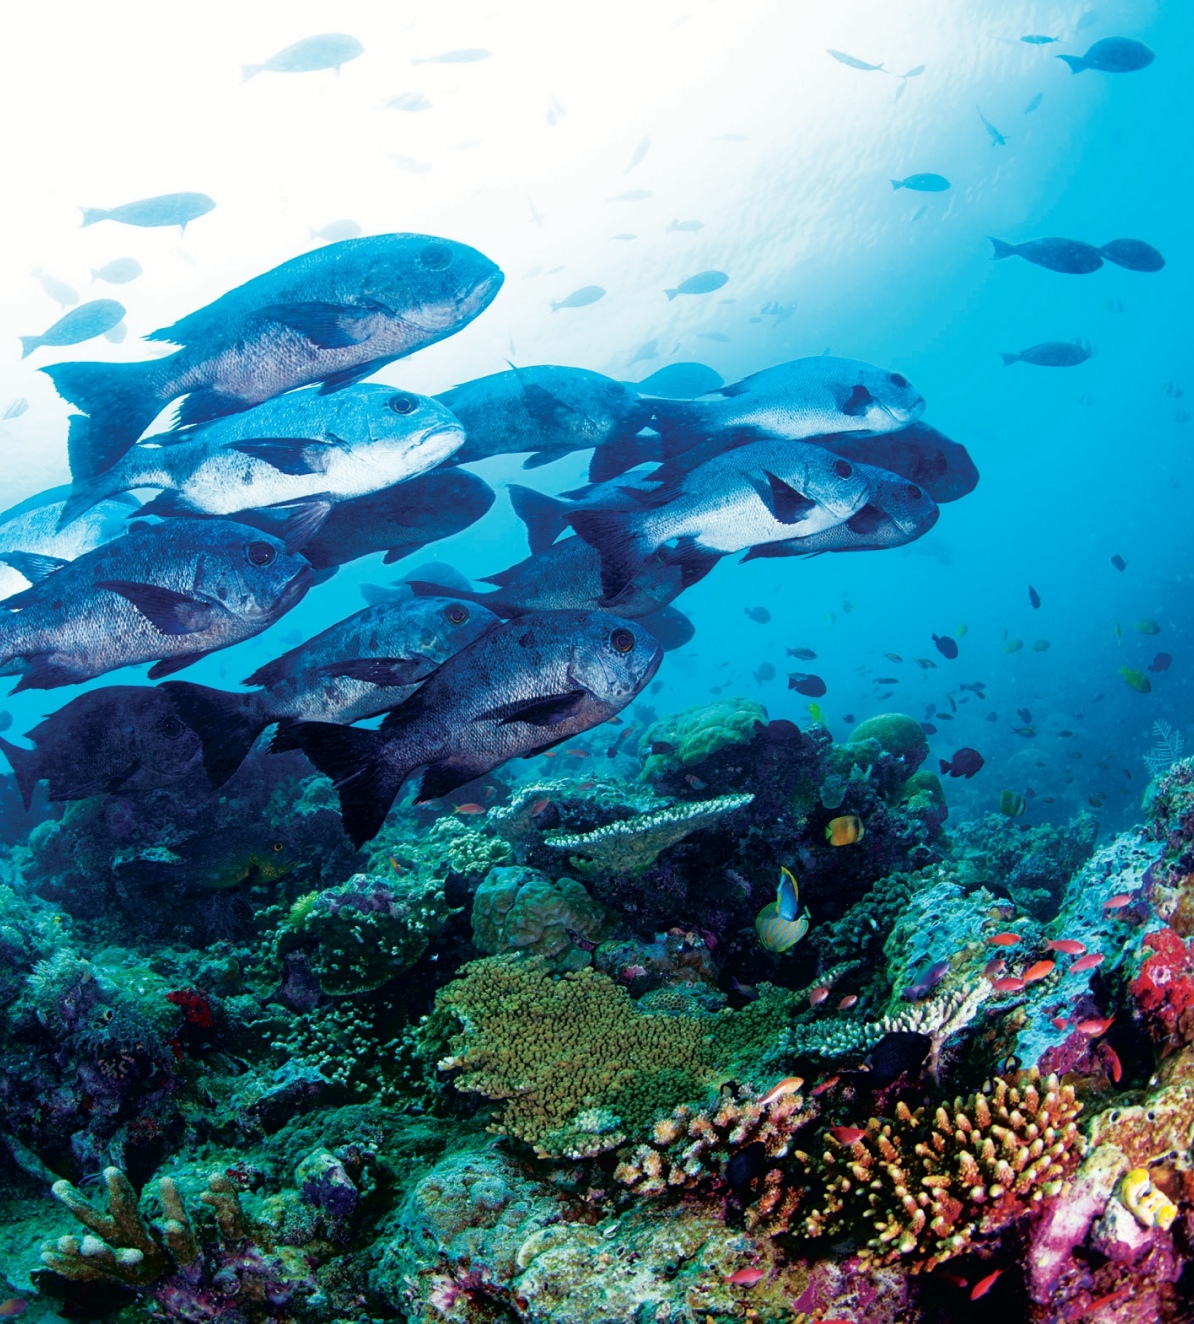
891, 173, 950, 192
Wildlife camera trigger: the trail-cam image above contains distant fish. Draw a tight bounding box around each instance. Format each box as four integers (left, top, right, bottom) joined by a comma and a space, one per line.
827, 49, 885, 72
2, 399, 28, 421
386, 92, 432, 112
81, 192, 215, 231
1004, 638, 1023, 653
624, 136, 651, 172
753, 662, 776, 684
1032, 639, 1050, 652
891, 173, 950, 192
932, 633, 958, 659
989, 236, 1103, 274
1012, 725, 1036, 737
745, 605, 771, 623
999, 790, 1026, 817
1148, 652, 1172, 673
987, 932, 1021, 946
1001, 339, 1092, 367
665, 269, 729, 299
551, 285, 605, 311
0, 712, 10, 733
940, 747, 983, 778
837, 994, 858, 1010
636, 362, 724, 397
1099, 238, 1165, 272
243, 32, 363, 78
32, 268, 78, 306
309, 218, 362, 242
1028, 585, 1041, 608
725, 1268, 766, 1287
788, 672, 827, 697
970, 1270, 1002, 1302
829, 1125, 866, 1145
697, 331, 730, 342
787, 647, 817, 660
412, 48, 491, 65
91, 257, 142, 284
1045, 939, 1086, 956
1135, 619, 1160, 635
611, 233, 636, 241
1111, 554, 1127, 571
1021, 35, 1059, 44
19, 299, 125, 358
1024, 92, 1044, 113
1071, 951, 1105, 972
808, 986, 830, 1005
1023, 959, 1055, 983
904, 959, 949, 1000
976, 106, 1007, 145
825, 814, 864, 846
667, 219, 704, 232
1058, 38, 1154, 74
1119, 667, 1151, 693
390, 153, 432, 175
0, 1300, 26, 1318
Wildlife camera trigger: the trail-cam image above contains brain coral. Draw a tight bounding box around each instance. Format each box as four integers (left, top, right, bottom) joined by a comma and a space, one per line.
638, 699, 767, 781
846, 713, 930, 773
471, 867, 615, 970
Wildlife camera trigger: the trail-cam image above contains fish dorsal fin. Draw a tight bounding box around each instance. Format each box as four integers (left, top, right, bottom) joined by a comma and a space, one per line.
96, 580, 220, 635
476, 690, 588, 727
757, 471, 816, 525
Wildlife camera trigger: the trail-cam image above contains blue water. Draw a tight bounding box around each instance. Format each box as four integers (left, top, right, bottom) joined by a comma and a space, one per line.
0, 1, 1185, 822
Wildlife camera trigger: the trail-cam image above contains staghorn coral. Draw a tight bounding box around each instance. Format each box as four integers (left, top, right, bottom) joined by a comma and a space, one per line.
805, 1069, 1083, 1270
42, 1165, 169, 1285
638, 699, 768, 782
544, 792, 754, 877
471, 867, 614, 971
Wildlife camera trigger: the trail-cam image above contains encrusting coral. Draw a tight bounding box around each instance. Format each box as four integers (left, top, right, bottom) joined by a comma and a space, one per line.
471, 867, 615, 970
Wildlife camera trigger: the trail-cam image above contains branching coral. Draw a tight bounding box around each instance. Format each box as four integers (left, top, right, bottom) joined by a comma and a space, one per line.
805, 1069, 1083, 1270
544, 793, 754, 877
42, 1166, 170, 1285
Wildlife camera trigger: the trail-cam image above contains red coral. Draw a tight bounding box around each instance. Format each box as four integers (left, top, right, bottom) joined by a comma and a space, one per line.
166, 988, 214, 1029
1128, 926, 1194, 1047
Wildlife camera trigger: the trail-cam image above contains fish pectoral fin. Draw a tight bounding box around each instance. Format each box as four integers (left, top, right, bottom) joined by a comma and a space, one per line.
758, 471, 817, 524
147, 651, 209, 679
0, 550, 70, 584
839, 384, 875, 416
319, 656, 436, 687
107, 760, 143, 792
258, 301, 379, 349
318, 358, 389, 394
96, 580, 220, 635
10, 654, 78, 691
477, 690, 588, 727
228, 439, 336, 475
135, 490, 199, 518
846, 503, 884, 535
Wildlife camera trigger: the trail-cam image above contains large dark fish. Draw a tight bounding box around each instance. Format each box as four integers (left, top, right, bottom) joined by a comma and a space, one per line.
437, 364, 649, 469
1057, 38, 1154, 74
1001, 340, 1091, 367
406, 535, 716, 619
285, 610, 663, 845
0, 521, 313, 690
0, 686, 203, 807
742, 466, 939, 559
988, 236, 1103, 274
43, 234, 504, 476
162, 595, 498, 786
571, 439, 872, 597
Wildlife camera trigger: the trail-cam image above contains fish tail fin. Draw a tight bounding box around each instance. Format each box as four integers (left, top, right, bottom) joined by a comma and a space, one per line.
988, 237, 1017, 260
283, 721, 402, 847
241, 63, 264, 81
999, 352, 1019, 367
587, 432, 662, 484
57, 418, 128, 525
890, 179, 904, 190
18, 337, 43, 360
0, 735, 39, 810
79, 208, 110, 227
404, 580, 494, 606
158, 682, 271, 788
664, 288, 678, 300
938, 759, 951, 775
569, 507, 651, 599
647, 400, 704, 452
41, 359, 165, 475
1056, 54, 1085, 72
507, 484, 570, 553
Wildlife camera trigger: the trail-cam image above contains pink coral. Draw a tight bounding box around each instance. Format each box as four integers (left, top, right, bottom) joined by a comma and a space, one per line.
1128, 926, 1194, 1048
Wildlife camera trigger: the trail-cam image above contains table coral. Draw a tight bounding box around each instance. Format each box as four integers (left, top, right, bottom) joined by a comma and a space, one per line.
471, 867, 615, 970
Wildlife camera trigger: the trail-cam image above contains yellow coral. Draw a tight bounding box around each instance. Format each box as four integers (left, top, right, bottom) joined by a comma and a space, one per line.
1119, 1168, 1177, 1231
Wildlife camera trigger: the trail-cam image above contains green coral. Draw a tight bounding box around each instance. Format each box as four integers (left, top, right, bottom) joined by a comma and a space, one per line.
544, 792, 754, 877
471, 867, 615, 971
639, 698, 767, 781
367, 814, 511, 882
898, 769, 947, 815
846, 713, 930, 772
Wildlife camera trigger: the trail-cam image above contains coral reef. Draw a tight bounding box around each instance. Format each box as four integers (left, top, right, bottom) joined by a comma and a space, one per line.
638, 698, 768, 782
471, 867, 614, 970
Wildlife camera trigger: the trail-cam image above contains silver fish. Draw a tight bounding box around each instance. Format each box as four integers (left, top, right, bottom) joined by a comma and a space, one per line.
0, 486, 137, 600
243, 33, 364, 79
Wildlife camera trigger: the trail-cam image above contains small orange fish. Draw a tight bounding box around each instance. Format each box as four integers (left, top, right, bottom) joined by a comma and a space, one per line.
1051, 1017, 1071, 1031
528, 798, 551, 815
1044, 939, 1086, 956
1023, 959, 1055, 983
577, 780, 595, 790
760, 1076, 804, 1107
387, 853, 405, 872
970, 1269, 1002, 1300
983, 957, 1007, 979
725, 1267, 765, 1286
829, 1125, 866, 1145
482, 784, 497, 800
541, 750, 559, 758
991, 976, 1025, 993
1070, 951, 1105, 972
454, 803, 486, 815
811, 1074, 840, 1096
809, 986, 830, 1006
1103, 893, 1132, 910
825, 813, 865, 846
1102, 1044, 1123, 1083
1070, 1285, 1134, 1318
567, 749, 588, 758
837, 994, 858, 1010
987, 932, 1021, 946
0, 1303, 26, 1320
1075, 1014, 1114, 1037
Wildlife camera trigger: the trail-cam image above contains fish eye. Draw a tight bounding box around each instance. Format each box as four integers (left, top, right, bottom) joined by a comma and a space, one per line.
833, 460, 853, 479
610, 628, 635, 654
246, 540, 276, 567
420, 243, 451, 271
159, 714, 185, 740
388, 393, 417, 414
445, 603, 469, 624
889, 372, 908, 388
272, 842, 285, 853
906, 484, 923, 500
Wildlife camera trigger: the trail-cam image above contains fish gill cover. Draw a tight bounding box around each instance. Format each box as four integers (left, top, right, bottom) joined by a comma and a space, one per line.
0, 2, 1188, 1322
